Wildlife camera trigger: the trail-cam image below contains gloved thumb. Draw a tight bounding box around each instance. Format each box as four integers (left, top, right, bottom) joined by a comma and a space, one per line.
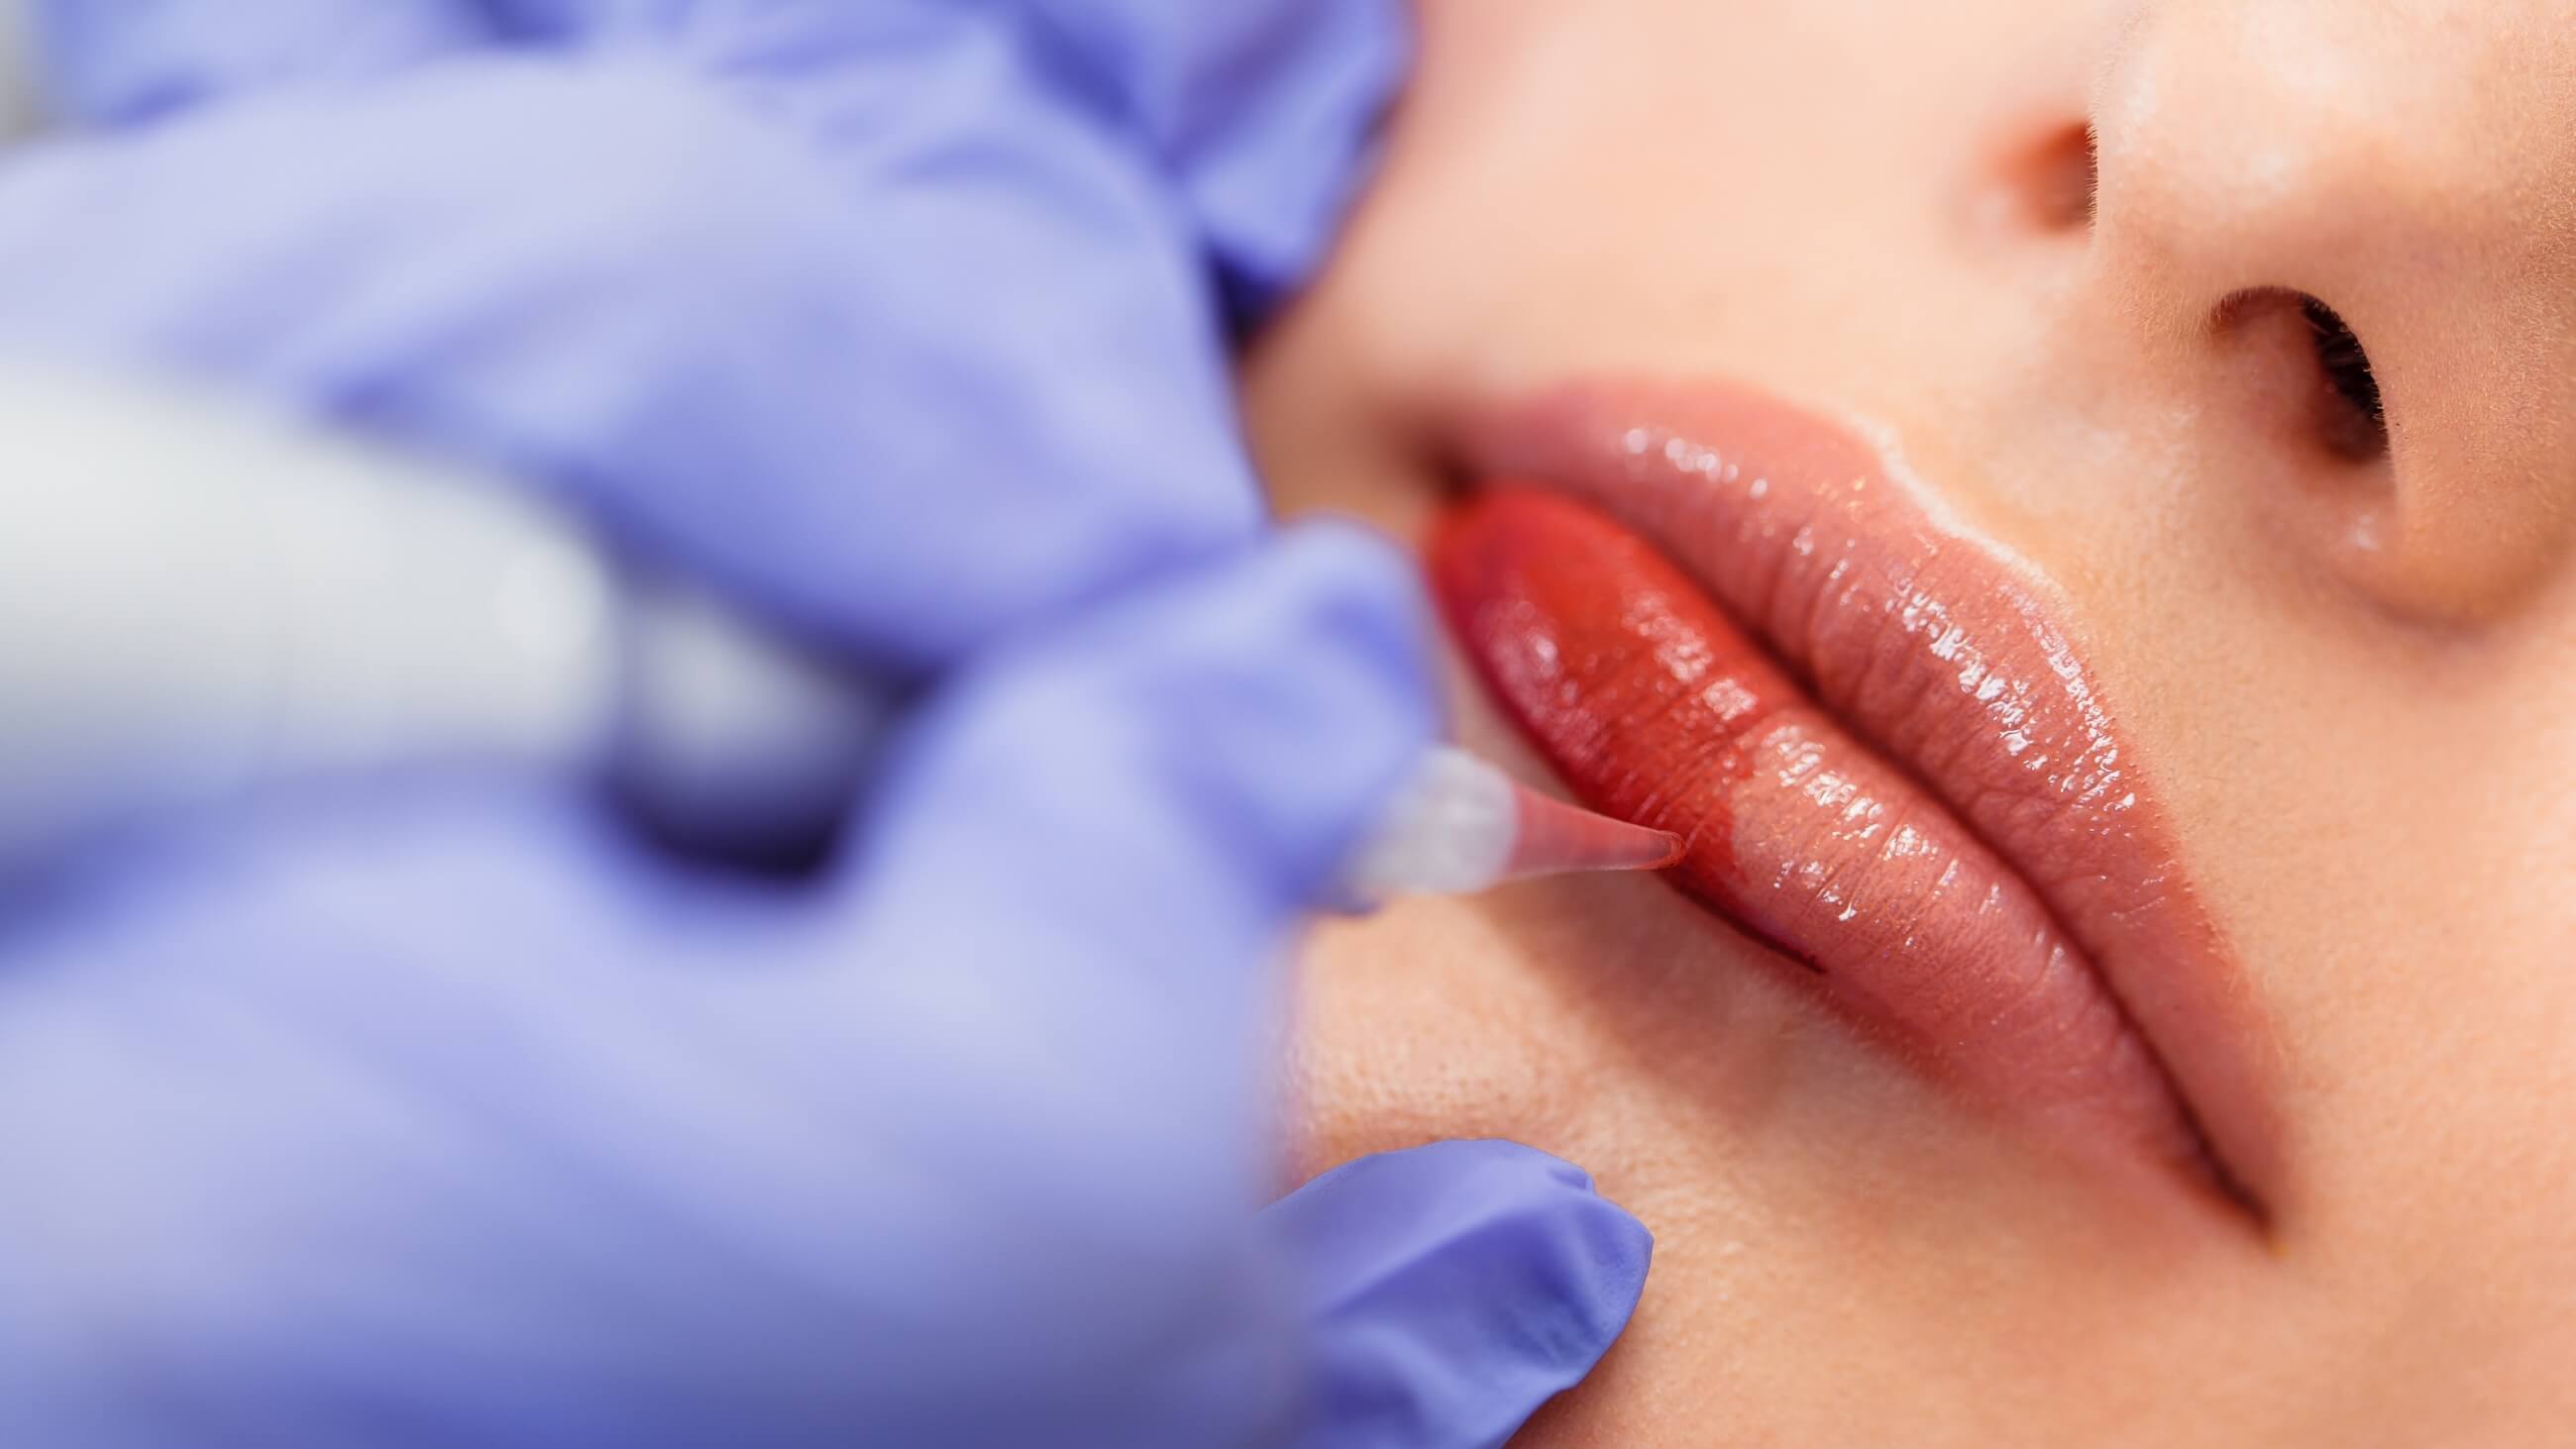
1265, 1140, 1652, 1449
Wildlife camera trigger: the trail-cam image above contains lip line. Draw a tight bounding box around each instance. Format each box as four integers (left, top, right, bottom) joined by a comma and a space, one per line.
1459, 379, 2279, 1224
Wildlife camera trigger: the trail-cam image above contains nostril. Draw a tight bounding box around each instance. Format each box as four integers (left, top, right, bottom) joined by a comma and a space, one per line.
2004, 122, 2099, 234
2214, 288, 2392, 465
2295, 296, 2388, 462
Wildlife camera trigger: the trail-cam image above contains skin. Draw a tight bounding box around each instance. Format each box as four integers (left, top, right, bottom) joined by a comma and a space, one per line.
1242, 1, 2576, 1442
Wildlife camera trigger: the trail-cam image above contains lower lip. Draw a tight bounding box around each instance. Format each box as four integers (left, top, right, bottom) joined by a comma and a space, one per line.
1431, 382, 2274, 1212
1432, 489, 2207, 1187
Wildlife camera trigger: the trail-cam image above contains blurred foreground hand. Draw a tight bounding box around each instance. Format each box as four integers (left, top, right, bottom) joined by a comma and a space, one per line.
0, 5, 1649, 1446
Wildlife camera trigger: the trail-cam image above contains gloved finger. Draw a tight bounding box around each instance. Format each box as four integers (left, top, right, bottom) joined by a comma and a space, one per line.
733, 516, 1431, 1436
830, 517, 1434, 1191
35, 0, 1404, 313
1265, 1141, 1653, 1449
0, 55, 1256, 671
471, 0, 1408, 317
27, 0, 494, 127
0, 520, 1432, 1445
1011, 0, 1411, 314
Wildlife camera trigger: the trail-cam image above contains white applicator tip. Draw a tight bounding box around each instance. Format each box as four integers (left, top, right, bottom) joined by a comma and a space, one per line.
1341, 745, 1681, 905
1498, 778, 1685, 883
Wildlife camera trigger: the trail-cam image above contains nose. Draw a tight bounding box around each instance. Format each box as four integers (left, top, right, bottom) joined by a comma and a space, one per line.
2089, 0, 2576, 621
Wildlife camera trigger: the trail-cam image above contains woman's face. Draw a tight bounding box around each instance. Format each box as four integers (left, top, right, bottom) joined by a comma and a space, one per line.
1244, 0, 2576, 1441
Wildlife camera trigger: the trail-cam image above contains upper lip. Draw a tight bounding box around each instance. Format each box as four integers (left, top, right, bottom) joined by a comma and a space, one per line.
1444, 378, 2282, 1223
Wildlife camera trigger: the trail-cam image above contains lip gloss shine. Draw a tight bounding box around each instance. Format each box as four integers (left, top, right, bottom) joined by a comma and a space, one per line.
1430, 378, 2285, 1215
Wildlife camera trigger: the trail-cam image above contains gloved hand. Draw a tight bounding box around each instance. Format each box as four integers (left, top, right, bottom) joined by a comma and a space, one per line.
0, 5, 1652, 1447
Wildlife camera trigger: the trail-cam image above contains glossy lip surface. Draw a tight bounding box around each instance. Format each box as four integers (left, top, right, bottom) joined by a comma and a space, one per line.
1439, 380, 2280, 1218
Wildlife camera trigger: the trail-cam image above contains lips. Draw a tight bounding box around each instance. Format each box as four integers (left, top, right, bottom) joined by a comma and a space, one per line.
1432, 380, 2277, 1216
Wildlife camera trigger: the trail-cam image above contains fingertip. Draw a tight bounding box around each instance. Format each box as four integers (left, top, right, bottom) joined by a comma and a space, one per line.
1266, 515, 1438, 719
841, 529, 1440, 963
1390, 1138, 1656, 1340
1111, 520, 1438, 904
1269, 1139, 1653, 1449
1551, 1172, 1655, 1348
1271, 513, 1428, 617
1014, 0, 1411, 316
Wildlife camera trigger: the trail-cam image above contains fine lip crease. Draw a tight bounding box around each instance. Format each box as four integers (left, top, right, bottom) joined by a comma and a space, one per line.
1456, 377, 2283, 1227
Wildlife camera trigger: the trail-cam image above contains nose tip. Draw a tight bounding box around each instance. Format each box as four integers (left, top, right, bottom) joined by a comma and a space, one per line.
2089, 5, 2478, 303
2090, 3, 2576, 622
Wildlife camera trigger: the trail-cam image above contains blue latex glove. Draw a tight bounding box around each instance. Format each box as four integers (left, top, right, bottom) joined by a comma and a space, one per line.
0, 5, 1652, 1446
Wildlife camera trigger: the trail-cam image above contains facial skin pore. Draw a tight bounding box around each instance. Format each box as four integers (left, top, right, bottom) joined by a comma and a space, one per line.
1244, 2, 2576, 1442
